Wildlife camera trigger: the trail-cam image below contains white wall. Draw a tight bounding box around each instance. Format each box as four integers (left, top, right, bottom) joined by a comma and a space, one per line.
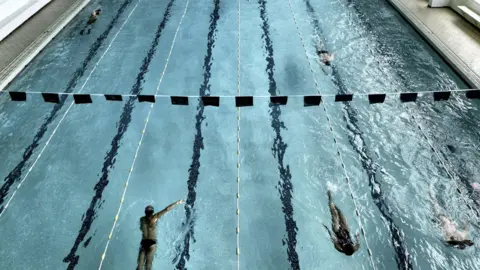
429, 0, 452, 8
468, 0, 480, 12
0, 0, 52, 42
450, 0, 468, 12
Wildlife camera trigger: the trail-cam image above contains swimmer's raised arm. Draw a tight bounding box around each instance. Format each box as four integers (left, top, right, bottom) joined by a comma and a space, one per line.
323, 224, 336, 242
334, 242, 343, 252
354, 232, 361, 251
153, 199, 185, 221
324, 223, 343, 252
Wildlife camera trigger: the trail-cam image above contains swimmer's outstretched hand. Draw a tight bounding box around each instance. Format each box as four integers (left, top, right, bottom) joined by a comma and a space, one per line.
327, 190, 333, 201
176, 199, 185, 204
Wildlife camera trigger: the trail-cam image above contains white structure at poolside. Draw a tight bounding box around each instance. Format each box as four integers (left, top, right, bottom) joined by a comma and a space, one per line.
0, 0, 52, 42
387, 0, 480, 88
0, 0, 90, 91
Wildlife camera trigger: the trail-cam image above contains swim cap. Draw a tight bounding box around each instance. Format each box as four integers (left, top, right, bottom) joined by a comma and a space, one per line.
472, 182, 480, 192
145, 205, 154, 216
344, 244, 355, 256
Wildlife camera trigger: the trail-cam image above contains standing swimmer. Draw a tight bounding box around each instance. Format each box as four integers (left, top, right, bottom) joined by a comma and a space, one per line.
429, 183, 474, 249
324, 190, 360, 256
80, 9, 102, 35
137, 200, 185, 270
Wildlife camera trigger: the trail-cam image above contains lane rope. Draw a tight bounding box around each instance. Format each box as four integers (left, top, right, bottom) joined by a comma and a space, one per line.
97, 0, 190, 268
235, 0, 241, 267
0, 0, 142, 218
5, 87, 480, 99
410, 113, 479, 220
286, 0, 376, 268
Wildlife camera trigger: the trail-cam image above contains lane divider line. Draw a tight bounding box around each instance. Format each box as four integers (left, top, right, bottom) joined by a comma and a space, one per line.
0, 0, 142, 218
410, 114, 479, 220
97, 0, 190, 268
286, 0, 376, 268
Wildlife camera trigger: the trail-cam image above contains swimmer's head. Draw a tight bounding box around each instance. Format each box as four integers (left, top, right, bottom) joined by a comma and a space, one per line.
95, 9, 102, 14
343, 244, 355, 256
472, 182, 480, 192
463, 240, 474, 246
325, 61, 331, 66
145, 205, 154, 217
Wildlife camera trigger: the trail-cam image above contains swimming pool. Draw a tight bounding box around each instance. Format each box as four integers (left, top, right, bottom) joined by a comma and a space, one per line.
1, 0, 479, 269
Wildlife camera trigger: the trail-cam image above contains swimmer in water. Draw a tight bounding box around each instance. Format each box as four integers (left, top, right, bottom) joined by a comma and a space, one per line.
472, 182, 480, 193
324, 190, 360, 256
80, 9, 102, 35
429, 183, 473, 249
137, 199, 184, 270
317, 49, 334, 66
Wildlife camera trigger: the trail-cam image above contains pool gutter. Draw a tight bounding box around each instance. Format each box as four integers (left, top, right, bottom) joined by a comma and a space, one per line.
386, 0, 480, 89
0, 0, 91, 92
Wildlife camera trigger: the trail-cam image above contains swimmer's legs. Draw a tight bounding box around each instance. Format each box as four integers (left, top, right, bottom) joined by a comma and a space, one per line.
145, 244, 156, 270
80, 26, 88, 35
136, 246, 146, 270
80, 24, 93, 35
328, 191, 341, 232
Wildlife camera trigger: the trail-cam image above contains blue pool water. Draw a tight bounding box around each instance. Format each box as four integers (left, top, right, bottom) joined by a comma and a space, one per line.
1, 0, 480, 269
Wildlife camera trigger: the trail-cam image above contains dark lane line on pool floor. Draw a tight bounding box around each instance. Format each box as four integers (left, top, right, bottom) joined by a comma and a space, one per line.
62, 1, 177, 268
0, 0, 136, 214
258, 0, 300, 269
302, 1, 412, 269
344, 0, 480, 212
173, 0, 220, 269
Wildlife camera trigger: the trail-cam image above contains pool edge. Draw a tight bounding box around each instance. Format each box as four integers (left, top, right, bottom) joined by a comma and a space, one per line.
386, 0, 480, 89
0, 0, 91, 93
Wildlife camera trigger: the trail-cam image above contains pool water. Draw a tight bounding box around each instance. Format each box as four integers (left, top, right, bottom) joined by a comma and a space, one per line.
1, 0, 480, 269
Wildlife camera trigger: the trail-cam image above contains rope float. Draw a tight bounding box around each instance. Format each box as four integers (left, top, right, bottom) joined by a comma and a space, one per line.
98, 0, 190, 267
236, 0, 241, 267
286, 0, 376, 268
410, 113, 480, 222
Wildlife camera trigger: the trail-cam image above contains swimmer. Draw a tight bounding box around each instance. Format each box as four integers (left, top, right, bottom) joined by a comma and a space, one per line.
317, 49, 334, 66
429, 183, 473, 249
89, 9, 102, 24
324, 190, 360, 256
80, 9, 102, 35
472, 182, 480, 193
137, 199, 185, 270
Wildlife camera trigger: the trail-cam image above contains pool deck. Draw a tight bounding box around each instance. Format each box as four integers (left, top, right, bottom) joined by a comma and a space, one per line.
0, 0, 90, 92
387, 0, 480, 89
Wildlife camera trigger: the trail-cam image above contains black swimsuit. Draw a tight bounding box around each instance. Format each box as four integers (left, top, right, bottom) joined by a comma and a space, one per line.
336, 229, 353, 247
141, 239, 157, 250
